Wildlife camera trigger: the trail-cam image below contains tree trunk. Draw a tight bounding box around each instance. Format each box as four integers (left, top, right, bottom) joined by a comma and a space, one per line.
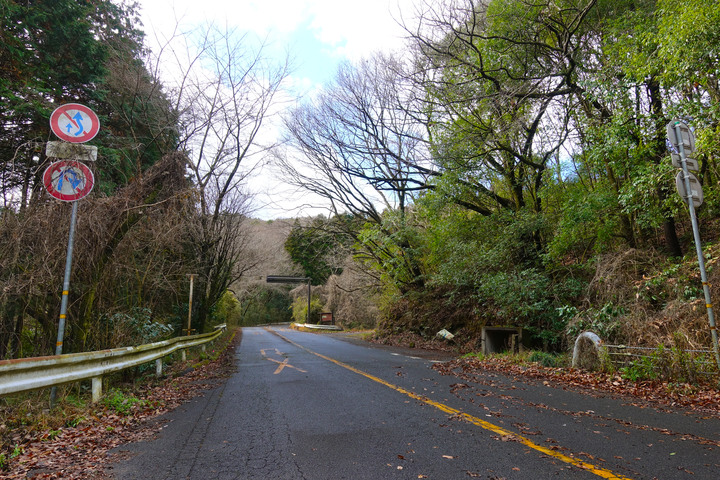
648, 78, 682, 257
9, 308, 24, 358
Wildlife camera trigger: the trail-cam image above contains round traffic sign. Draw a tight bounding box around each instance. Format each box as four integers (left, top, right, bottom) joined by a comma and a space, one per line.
49, 103, 100, 143
43, 160, 95, 201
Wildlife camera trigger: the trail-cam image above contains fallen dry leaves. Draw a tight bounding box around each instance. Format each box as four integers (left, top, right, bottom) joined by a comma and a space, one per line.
1, 330, 240, 479
434, 356, 720, 414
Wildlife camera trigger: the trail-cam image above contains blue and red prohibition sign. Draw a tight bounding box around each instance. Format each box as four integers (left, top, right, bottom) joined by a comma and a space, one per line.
43, 160, 94, 202
49, 103, 100, 143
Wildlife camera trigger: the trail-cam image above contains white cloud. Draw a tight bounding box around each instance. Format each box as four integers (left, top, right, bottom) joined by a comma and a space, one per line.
140, 0, 309, 36
307, 0, 409, 60
140, 0, 415, 65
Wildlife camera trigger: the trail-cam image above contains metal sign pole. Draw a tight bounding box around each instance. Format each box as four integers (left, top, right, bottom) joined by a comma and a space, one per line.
46, 103, 99, 408
49, 200, 79, 408
674, 123, 720, 370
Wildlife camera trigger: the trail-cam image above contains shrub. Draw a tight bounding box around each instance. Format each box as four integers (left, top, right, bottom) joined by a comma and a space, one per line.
290, 297, 324, 324
107, 307, 174, 347
102, 389, 146, 416
528, 351, 564, 368
616, 343, 715, 383
565, 302, 624, 343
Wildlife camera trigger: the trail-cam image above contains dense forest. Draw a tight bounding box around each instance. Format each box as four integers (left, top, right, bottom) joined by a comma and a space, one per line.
2, 0, 720, 361
277, 0, 720, 356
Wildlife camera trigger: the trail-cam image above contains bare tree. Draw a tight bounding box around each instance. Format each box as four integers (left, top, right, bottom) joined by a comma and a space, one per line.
159, 24, 291, 329
276, 53, 434, 224
0, 152, 194, 357
275, 53, 435, 291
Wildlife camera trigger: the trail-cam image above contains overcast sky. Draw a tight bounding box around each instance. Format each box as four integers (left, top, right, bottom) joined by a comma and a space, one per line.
139, 0, 416, 90
137, 0, 420, 219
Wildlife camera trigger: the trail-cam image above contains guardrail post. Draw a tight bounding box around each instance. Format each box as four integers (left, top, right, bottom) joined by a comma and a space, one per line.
155, 358, 163, 377
181, 350, 187, 362
91, 376, 102, 403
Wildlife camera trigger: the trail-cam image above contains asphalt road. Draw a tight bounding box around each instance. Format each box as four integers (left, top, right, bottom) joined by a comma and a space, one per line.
108, 326, 720, 479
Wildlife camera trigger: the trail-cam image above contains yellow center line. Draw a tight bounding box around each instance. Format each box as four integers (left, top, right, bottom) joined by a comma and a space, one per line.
271, 329, 634, 480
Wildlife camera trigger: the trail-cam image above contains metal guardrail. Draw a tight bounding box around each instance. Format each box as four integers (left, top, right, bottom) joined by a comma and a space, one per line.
294, 322, 343, 331
603, 343, 717, 377
0, 324, 226, 402
572, 331, 718, 377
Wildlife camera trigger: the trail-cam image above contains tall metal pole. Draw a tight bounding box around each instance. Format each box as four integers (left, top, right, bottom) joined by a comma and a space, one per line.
675, 123, 720, 370
187, 274, 196, 335
50, 200, 79, 408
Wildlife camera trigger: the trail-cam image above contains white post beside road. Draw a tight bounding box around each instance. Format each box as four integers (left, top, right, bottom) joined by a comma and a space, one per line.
92, 376, 102, 403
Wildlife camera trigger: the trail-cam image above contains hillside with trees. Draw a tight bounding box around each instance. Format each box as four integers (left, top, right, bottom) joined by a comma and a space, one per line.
3, 0, 720, 375
275, 0, 720, 365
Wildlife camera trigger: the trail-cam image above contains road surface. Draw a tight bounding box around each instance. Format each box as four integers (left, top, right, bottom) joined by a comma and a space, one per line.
108, 326, 720, 479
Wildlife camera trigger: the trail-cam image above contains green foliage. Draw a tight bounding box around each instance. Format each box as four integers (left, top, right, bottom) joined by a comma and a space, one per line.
618, 342, 717, 383
237, 286, 293, 326
0, 0, 171, 201
413, 203, 585, 349
211, 291, 242, 325
65, 416, 85, 428
475, 269, 551, 324
635, 258, 710, 308
425, 208, 547, 284
565, 302, 624, 342
355, 210, 427, 293
108, 308, 174, 346
102, 389, 146, 416
461, 352, 485, 360
528, 351, 564, 368
619, 356, 658, 382
655, 0, 720, 92
547, 182, 621, 260
290, 297, 324, 324
0, 445, 22, 469
618, 161, 681, 231
284, 217, 347, 285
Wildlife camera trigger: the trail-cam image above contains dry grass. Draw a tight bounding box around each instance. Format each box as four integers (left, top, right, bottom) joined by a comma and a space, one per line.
587, 248, 663, 307
587, 245, 720, 351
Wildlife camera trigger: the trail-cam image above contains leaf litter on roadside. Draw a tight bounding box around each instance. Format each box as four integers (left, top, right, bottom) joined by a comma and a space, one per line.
433, 356, 720, 415
1, 331, 240, 479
